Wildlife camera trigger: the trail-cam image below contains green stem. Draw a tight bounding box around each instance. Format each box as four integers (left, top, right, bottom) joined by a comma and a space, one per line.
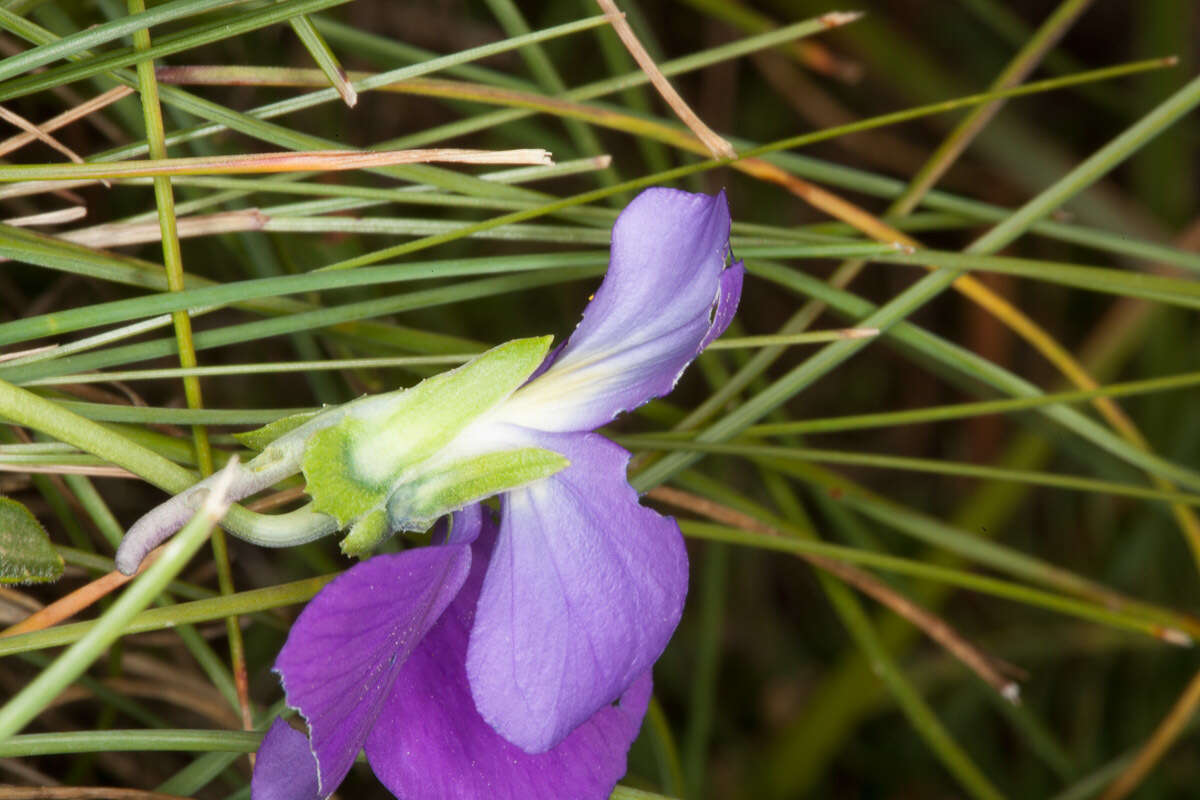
125, 0, 253, 728
0, 377, 196, 491
0, 729, 263, 756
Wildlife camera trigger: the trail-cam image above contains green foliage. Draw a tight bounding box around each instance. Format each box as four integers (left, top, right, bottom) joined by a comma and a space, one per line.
234, 409, 324, 452
0, 496, 63, 584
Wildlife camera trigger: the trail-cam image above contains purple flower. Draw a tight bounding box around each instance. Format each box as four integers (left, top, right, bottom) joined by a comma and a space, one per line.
251, 188, 743, 800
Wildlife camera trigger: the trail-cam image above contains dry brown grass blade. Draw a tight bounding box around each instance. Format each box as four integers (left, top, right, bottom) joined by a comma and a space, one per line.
35, 209, 266, 253
104, 677, 239, 728
1, 148, 553, 182
0, 587, 42, 615
47, 679, 240, 729
0, 87, 133, 159
0, 464, 136, 477
0, 36, 127, 144
0, 549, 161, 637
245, 486, 308, 512
0, 345, 59, 363
0, 105, 85, 165
0, 587, 42, 627
0, 179, 101, 201
1098, 666, 1200, 800
594, 0, 736, 159
0, 758, 58, 785
3, 207, 86, 227
648, 486, 1021, 700
791, 13, 864, 83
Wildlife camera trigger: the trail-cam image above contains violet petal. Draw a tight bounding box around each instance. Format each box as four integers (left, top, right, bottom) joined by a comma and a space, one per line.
499, 188, 737, 432
366, 520, 653, 799
438, 503, 485, 546
467, 430, 687, 752
274, 545, 472, 795
699, 260, 744, 351
251, 718, 321, 800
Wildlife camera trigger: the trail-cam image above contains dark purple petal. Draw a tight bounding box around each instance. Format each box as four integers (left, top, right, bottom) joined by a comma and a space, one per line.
366, 521, 653, 800
437, 503, 485, 546
699, 260, 744, 351
499, 188, 737, 432
252, 718, 321, 800
274, 545, 472, 795
467, 431, 687, 752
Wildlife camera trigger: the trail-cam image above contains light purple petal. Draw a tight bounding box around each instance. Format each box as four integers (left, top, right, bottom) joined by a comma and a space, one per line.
252, 718, 322, 800
500, 188, 738, 432
467, 430, 687, 752
274, 545, 472, 795
366, 521, 652, 800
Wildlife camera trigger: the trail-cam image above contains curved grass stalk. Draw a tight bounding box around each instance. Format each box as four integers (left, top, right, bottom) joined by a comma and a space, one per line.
0, 375, 330, 551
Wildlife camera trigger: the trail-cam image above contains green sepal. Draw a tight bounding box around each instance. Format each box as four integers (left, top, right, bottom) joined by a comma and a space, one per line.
234, 409, 324, 452
0, 496, 64, 584
300, 415, 385, 527
387, 447, 569, 533
341, 509, 388, 558
302, 336, 553, 530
